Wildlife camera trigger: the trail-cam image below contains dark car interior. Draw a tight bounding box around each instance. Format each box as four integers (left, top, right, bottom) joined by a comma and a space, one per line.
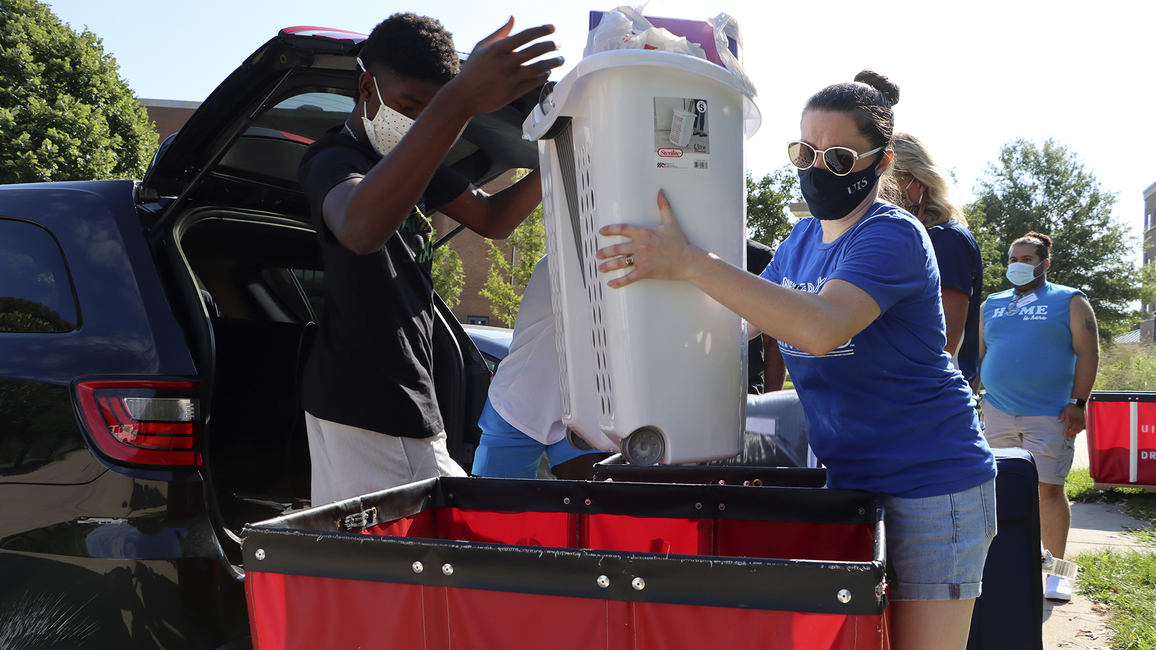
179, 218, 321, 536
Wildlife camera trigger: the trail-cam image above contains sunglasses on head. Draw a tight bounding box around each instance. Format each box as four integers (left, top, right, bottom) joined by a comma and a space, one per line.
787, 141, 885, 176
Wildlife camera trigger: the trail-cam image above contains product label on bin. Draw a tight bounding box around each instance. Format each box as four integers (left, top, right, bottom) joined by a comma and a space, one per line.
655, 97, 709, 170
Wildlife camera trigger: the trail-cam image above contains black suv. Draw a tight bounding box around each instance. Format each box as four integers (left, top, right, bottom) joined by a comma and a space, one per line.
0, 27, 538, 649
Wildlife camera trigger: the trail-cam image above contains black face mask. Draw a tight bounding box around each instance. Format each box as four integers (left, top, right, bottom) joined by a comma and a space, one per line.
798, 160, 881, 220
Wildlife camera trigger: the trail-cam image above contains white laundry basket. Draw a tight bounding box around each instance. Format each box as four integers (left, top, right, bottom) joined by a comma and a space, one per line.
524, 49, 760, 465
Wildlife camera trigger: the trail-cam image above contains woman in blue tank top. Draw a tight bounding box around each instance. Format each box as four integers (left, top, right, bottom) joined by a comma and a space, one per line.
596, 70, 996, 650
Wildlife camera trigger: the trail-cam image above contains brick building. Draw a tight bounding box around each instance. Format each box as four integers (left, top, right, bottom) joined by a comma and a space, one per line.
1143, 180, 1156, 307
1140, 181, 1156, 340
140, 99, 200, 142
429, 172, 520, 327
139, 99, 517, 327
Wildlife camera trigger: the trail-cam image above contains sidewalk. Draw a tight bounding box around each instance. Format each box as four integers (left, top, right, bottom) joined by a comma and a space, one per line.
1040, 432, 1154, 648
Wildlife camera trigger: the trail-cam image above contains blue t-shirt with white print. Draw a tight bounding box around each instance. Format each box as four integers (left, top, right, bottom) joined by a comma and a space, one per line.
761, 202, 995, 498
981, 282, 1084, 416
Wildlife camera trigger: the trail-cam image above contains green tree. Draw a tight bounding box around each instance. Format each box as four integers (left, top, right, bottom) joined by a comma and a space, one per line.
0, 0, 157, 183
480, 202, 544, 327
968, 138, 1140, 342
746, 166, 800, 250
430, 227, 465, 309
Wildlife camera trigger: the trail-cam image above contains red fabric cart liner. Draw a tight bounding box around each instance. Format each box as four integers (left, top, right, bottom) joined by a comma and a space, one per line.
244, 478, 886, 649
246, 571, 888, 650
363, 507, 873, 562
1087, 396, 1156, 486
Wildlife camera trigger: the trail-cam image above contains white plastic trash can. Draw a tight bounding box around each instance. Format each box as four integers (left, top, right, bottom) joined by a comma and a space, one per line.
523, 49, 760, 466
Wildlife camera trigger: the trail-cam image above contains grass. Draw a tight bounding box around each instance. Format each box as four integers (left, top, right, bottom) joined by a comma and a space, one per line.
1067, 468, 1156, 649
1069, 549, 1156, 649
1067, 468, 1156, 522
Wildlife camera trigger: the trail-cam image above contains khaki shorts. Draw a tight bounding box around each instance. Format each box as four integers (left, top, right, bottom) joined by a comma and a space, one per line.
982, 401, 1074, 485
305, 412, 466, 506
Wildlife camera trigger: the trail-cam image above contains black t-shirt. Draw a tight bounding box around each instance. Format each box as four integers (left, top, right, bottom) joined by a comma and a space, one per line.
298, 126, 470, 437
745, 239, 775, 394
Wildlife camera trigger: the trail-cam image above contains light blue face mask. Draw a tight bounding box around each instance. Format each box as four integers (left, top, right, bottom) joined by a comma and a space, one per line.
1005, 260, 1043, 286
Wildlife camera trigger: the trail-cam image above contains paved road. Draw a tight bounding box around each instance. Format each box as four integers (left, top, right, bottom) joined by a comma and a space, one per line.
1040, 431, 1153, 648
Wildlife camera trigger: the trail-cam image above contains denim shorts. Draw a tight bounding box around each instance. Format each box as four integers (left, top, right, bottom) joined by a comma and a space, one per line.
884, 478, 997, 601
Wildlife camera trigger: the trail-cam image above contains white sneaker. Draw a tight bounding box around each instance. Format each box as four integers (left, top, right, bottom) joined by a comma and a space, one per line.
1045, 574, 1073, 601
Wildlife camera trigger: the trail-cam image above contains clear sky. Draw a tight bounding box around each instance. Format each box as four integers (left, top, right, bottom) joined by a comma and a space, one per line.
44, 0, 1156, 253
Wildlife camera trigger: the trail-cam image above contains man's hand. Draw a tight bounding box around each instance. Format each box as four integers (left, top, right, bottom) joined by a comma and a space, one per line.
443, 18, 564, 118
1058, 404, 1085, 439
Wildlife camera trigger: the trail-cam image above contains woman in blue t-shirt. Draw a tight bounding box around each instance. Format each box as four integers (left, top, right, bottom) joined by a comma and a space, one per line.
886, 132, 984, 388
595, 70, 996, 650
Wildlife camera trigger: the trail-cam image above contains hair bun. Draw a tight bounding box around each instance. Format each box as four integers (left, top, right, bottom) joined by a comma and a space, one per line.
1023, 231, 1053, 249
854, 69, 899, 106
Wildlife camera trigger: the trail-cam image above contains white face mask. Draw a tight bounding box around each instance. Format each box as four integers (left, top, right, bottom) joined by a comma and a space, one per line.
357, 58, 415, 157
1005, 260, 1043, 287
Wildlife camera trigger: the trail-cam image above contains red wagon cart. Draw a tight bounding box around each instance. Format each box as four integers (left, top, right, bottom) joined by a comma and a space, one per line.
242, 477, 889, 649
1086, 391, 1156, 490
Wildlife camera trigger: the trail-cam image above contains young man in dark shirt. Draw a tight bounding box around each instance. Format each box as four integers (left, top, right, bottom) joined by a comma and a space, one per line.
298, 13, 562, 505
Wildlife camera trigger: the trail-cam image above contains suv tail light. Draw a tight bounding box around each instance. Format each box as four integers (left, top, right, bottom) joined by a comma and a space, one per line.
76, 380, 202, 467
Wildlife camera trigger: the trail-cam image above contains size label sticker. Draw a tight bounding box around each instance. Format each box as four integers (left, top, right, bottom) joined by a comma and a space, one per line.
654, 97, 709, 170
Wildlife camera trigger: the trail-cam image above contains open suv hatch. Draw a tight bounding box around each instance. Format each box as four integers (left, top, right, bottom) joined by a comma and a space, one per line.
0, 26, 541, 649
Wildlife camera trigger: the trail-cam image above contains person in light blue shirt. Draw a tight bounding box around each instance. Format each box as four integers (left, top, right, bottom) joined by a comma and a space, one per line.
595, 70, 996, 650
978, 231, 1100, 601
472, 256, 608, 479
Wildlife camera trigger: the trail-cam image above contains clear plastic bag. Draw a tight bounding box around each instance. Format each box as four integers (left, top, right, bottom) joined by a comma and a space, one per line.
708, 12, 757, 98
584, 6, 706, 59
584, 6, 755, 98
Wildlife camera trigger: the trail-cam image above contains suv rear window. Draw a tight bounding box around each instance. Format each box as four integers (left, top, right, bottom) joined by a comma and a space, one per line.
255, 92, 355, 143
215, 90, 483, 190
0, 219, 79, 333
217, 92, 356, 188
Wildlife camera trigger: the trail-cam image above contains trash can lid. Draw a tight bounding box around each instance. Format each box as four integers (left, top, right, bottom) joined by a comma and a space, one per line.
523, 50, 760, 143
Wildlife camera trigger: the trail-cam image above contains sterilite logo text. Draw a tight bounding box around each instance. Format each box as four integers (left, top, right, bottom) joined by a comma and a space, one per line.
658, 148, 683, 158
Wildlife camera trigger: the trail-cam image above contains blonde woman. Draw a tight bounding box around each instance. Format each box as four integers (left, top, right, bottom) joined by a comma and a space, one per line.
888, 133, 983, 386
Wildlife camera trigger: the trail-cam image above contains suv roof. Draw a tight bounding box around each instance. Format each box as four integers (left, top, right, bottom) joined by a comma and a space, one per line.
140, 26, 542, 230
